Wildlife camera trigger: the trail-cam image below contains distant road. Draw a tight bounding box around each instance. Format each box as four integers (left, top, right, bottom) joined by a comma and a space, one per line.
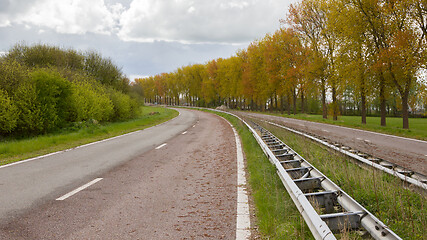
0, 109, 239, 239
236, 111, 427, 175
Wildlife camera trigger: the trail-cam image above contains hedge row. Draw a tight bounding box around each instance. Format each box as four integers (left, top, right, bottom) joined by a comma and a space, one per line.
0, 58, 139, 136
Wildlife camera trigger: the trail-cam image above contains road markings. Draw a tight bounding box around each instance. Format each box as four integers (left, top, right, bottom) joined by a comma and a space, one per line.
356, 137, 363, 141
192, 125, 196, 128
56, 178, 103, 201
364, 139, 371, 143
284, 117, 427, 143
0, 109, 182, 170
223, 119, 251, 240
155, 143, 167, 149
322, 129, 329, 132
182, 131, 187, 135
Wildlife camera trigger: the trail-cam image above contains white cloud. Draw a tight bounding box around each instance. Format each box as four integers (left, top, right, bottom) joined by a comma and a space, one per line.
118, 0, 289, 44
0, 0, 293, 44
1, 0, 124, 35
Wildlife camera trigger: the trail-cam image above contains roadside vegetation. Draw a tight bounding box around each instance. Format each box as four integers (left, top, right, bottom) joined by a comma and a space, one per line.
205, 109, 426, 239
250, 111, 427, 141
208, 110, 314, 239
0, 106, 178, 166
260, 121, 427, 240
0, 43, 142, 137
0, 43, 178, 166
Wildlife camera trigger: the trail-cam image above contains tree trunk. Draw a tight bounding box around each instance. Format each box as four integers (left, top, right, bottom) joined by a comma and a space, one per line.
402, 94, 409, 129
274, 94, 278, 111
321, 78, 327, 119
292, 89, 297, 115
301, 89, 305, 114
287, 95, 291, 115
361, 91, 366, 124
332, 86, 338, 121
378, 72, 388, 125
280, 95, 284, 114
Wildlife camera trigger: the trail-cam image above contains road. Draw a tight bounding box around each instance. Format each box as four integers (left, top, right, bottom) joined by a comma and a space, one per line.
0, 109, 242, 239
236, 111, 427, 176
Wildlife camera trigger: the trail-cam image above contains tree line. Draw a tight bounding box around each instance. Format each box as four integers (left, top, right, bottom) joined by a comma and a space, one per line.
134, 0, 426, 129
0, 44, 140, 137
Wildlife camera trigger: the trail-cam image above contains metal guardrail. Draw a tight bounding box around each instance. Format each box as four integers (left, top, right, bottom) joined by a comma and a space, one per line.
261, 120, 427, 191
191, 108, 402, 239
250, 123, 402, 240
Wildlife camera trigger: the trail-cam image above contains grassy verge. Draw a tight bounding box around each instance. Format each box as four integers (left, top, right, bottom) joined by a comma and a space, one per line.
0, 106, 178, 166
204, 110, 314, 239
243, 111, 427, 141
260, 121, 427, 240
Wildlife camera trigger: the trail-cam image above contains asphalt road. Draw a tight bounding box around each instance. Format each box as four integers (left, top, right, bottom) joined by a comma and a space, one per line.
0, 109, 241, 239
0, 108, 196, 222
237, 111, 427, 175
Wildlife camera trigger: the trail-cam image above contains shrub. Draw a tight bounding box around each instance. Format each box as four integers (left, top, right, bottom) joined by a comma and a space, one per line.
70, 77, 114, 122
0, 60, 28, 95
0, 89, 18, 133
13, 81, 43, 134
30, 69, 73, 132
108, 89, 132, 120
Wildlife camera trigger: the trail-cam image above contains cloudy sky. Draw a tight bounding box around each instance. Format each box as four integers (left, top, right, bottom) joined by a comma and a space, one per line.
0, 0, 297, 80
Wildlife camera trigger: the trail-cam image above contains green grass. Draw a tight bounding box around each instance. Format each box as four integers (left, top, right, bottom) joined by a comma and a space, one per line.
261, 122, 427, 240
0, 106, 178, 166
202, 108, 425, 239
205, 110, 314, 239
245, 111, 427, 141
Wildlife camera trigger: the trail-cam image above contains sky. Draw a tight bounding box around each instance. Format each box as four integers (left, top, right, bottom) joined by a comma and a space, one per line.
0, 0, 298, 80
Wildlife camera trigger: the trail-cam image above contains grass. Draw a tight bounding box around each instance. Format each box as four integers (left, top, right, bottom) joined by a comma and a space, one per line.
244, 111, 427, 141
0, 106, 178, 166
202, 108, 425, 239
205, 110, 314, 239
261, 121, 427, 240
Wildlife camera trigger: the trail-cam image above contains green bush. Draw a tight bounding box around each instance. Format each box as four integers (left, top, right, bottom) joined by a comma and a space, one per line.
107, 89, 139, 121
13, 81, 43, 134
0, 60, 28, 95
70, 77, 114, 122
0, 89, 18, 133
31, 69, 73, 133
1, 43, 139, 137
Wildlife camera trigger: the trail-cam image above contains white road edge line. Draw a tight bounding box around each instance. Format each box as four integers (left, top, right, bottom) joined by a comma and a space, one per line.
280, 116, 427, 143
56, 178, 103, 201
222, 120, 251, 240
155, 143, 167, 149
182, 131, 187, 135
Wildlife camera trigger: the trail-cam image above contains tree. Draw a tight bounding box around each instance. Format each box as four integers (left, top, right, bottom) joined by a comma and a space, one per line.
288, 0, 329, 118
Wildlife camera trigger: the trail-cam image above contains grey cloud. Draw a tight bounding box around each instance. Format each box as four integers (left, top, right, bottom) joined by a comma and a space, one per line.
118, 0, 290, 44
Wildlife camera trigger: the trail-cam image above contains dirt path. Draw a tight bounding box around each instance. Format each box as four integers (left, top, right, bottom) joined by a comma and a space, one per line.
0, 110, 238, 239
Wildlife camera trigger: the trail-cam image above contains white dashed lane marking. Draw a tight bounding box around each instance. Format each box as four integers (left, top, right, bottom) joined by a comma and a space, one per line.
155, 143, 167, 149
56, 178, 103, 201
